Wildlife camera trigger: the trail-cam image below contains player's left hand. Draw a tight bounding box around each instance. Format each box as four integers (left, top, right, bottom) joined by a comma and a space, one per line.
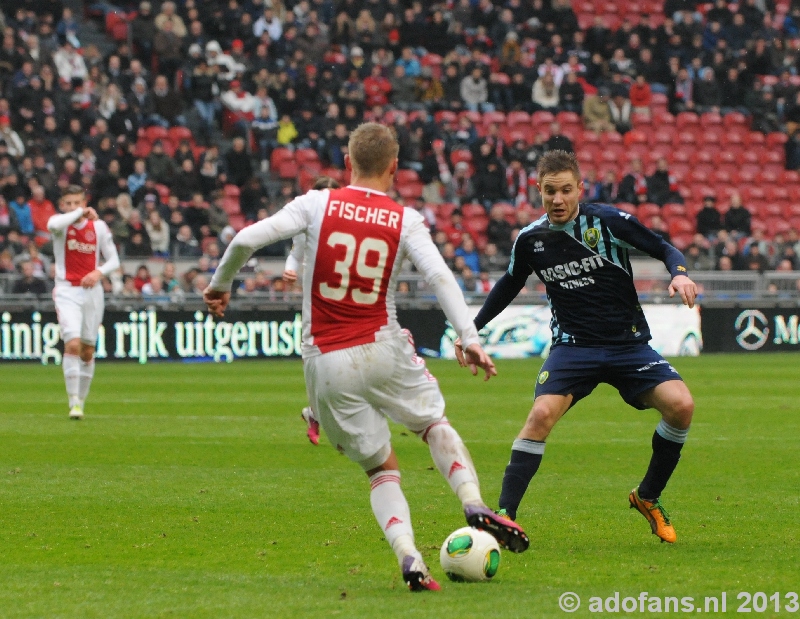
455, 338, 497, 381
204, 287, 230, 317
669, 274, 698, 308
463, 343, 497, 381
80, 269, 102, 288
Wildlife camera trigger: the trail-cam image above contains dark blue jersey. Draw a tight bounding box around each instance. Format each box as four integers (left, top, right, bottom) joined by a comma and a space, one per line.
474, 203, 689, 346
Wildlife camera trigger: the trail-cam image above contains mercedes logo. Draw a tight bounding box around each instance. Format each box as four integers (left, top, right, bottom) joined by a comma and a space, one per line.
735, 310, 769, 351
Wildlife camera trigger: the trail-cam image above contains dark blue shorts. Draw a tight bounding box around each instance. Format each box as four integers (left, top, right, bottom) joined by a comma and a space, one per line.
534, 344, 683, 410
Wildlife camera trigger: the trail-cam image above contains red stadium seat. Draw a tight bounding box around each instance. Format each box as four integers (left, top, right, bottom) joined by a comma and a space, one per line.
461, 203, 486, 218
668, 218, 695, 237
507, 111, 531, 126
631, 112, 653, 128
764, 185, 791, 202
395, 169, 420, 185
662, 203, 687, 218
295, 148, 320, 164
555, 111, 580, 126
700, 111, 723, 126
532, 111, 556, 126
134, 138, 152, 158
228, 214, 247, 231
766, 132, 788, 147
168, 126, 194, 145
767, 219, 792, 238
622, 129, 648, 146
637, 203, 661, 220
144, 126, 169, 143
434, 110, 457, 124
270, 148, 294, 170
482, 111, 506, 127
781, 170, 800, 185
722, 130, 746, 146
723, 112, 748, 128
700, 129, 723, 145
396, 182, 423, 200
278, 160, 299, 179
155, 183, 171, 201
676, 112, 700, 128
760, 150, 784, 166
745, 131, 766, 147
222, 198, 241, 215
465, 215, 489, 234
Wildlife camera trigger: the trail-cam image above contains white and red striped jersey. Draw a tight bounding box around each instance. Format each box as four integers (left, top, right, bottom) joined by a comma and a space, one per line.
211, 185, 480, 357
48, 209, 120, 287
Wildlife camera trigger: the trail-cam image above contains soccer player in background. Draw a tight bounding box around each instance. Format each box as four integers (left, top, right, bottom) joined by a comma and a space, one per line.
205, 123, 529, 591
48, 185, 120, 419
282, 176, 341, 447
457, 150, 698, 544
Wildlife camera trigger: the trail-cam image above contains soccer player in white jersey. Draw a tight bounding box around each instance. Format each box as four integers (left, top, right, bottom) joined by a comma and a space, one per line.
283, 176, 341, 447
48, 185, 120, 419
205, 123, 529, 591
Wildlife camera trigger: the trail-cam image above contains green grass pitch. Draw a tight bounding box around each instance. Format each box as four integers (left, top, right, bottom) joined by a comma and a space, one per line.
1, 353, 798, 618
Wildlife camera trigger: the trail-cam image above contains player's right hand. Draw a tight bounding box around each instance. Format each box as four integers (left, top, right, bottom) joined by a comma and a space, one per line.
203, 287, 230, 317
83, 207, 99, 221
282, 269, 297, 284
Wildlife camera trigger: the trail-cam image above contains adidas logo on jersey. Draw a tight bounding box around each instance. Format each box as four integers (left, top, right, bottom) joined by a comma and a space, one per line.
533, 240, 544, 252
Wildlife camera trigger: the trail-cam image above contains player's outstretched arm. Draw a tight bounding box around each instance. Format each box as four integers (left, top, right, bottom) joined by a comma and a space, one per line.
668, 274, 698, 308
454, 339, 497, 381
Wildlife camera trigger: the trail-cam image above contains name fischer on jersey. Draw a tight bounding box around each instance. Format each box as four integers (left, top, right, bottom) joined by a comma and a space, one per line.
539, 254, 605, 283
327, 199, 401, 229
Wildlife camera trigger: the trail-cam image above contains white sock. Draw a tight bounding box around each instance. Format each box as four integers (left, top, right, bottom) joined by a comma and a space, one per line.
425, 420, 483, 506
369, 471, 417, 566
63, 354, 81, 408
78, 358, 95, 406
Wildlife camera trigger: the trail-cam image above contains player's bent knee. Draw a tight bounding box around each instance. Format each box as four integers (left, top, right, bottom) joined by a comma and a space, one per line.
361, 443, 394, 474
523, 404, 560, 439
662, 391, 694, 429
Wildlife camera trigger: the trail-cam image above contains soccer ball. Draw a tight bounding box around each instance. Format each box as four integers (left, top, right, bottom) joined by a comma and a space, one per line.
439, 526, 501, 582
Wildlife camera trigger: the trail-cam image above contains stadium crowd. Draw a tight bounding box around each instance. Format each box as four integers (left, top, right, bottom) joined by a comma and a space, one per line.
0, 0, 800, 298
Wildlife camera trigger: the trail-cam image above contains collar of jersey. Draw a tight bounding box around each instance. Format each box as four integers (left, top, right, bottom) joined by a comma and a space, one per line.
347, 184, 387, 196
546, 217, 577, 232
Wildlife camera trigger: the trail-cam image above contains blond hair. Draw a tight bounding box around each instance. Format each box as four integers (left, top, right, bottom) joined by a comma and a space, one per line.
348, 122, 399, 178
60, 185, 85, 200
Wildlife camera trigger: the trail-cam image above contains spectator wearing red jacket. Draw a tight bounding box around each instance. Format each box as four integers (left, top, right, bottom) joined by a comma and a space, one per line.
363, 65, 392, 108
28, 185, 57, 246
629, 74, 653, 117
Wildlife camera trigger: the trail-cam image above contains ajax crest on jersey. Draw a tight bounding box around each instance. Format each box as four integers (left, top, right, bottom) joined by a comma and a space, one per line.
440, 526, 501, 582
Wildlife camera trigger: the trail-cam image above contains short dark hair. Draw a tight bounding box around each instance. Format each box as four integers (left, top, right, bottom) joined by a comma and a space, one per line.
537, 150, 580, 180
312, 176, 341, 190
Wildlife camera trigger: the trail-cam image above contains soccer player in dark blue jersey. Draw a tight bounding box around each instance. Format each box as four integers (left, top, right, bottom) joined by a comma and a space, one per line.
456, 150, 698, 543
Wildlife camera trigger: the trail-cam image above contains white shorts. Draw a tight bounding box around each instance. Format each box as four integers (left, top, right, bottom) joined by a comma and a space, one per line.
303, 331, 445, 469
54, 284, 105, 345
